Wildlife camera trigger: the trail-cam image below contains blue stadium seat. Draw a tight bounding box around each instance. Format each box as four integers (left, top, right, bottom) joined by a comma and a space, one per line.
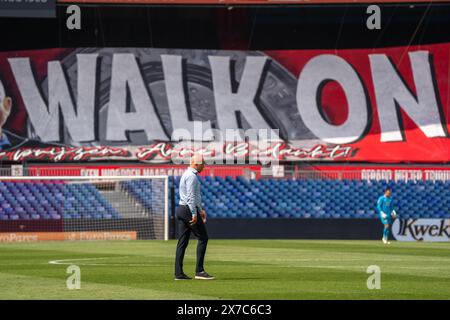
0, 181, 121, 221
1, 177, 448, 221
177, 177, 450, 219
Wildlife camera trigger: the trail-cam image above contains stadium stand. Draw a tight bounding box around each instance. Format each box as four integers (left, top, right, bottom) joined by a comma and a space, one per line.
174, 177, 450, 219
120, 180, 165, 215
0, 178, 448, 220
0, 181, 120, 220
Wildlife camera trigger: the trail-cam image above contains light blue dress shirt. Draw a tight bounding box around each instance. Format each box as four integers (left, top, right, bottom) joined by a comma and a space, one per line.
179, 167, 202, 217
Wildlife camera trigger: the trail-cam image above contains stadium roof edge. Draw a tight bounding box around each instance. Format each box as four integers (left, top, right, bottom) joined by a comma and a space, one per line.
56, 0, 450, 5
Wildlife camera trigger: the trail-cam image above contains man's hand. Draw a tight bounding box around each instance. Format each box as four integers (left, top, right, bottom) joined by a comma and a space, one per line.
0, 97, 12, 136
200, 209, 207, 224
189, 214, 197, 226
380, 211, 387, 219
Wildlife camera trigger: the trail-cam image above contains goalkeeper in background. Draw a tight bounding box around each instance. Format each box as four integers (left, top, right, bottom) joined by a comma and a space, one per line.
377, 187, 397, 244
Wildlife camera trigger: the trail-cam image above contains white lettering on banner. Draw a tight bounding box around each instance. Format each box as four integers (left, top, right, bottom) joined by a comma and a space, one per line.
3, 50, 448, 146
361, 169, 393, 181
425, 170, 450, 182
361, 169, 450, 182
369, 51, 446, 142
101, 168, 142, 176
80, 169, 100, 176
142, 168, 185, 176
392, 219, 450, 242
97, 167, 186, 177
106, 54, 167, 141
296, 54, 368, 144
9, 55, 98, 142
209, 56, 280, 139
394, 170, 423, 182
161, 55, 213, 139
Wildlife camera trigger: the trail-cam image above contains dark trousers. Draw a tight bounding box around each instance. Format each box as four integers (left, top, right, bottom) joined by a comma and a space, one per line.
174, 205, 209, 276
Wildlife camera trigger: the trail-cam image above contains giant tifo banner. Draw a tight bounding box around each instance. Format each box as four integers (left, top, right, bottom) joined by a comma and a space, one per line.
0, 46, 449, 163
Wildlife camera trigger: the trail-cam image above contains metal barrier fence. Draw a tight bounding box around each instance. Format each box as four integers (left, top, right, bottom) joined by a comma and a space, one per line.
283, 170, 363, 180
0, 165, 449, 182
0, 165, 258, 179
283, 168, 450, 182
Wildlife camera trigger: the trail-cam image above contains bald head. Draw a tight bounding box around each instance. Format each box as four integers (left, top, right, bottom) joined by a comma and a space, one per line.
190, 153, 204, 165
190, 153, 205, 173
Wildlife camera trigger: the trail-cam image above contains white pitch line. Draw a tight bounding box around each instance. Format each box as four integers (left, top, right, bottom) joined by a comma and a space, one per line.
47, 257, 450, 271
212, 256, 450, 262
48, 256, 170, 267
48, 256, 130, 265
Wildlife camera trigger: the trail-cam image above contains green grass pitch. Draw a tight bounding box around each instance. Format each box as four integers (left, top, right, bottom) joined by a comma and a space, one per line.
0, 240, 449, 299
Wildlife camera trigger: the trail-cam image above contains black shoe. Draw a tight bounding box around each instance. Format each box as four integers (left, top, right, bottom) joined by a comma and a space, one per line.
195, 271, 215, 280
174, 273, 192, 280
